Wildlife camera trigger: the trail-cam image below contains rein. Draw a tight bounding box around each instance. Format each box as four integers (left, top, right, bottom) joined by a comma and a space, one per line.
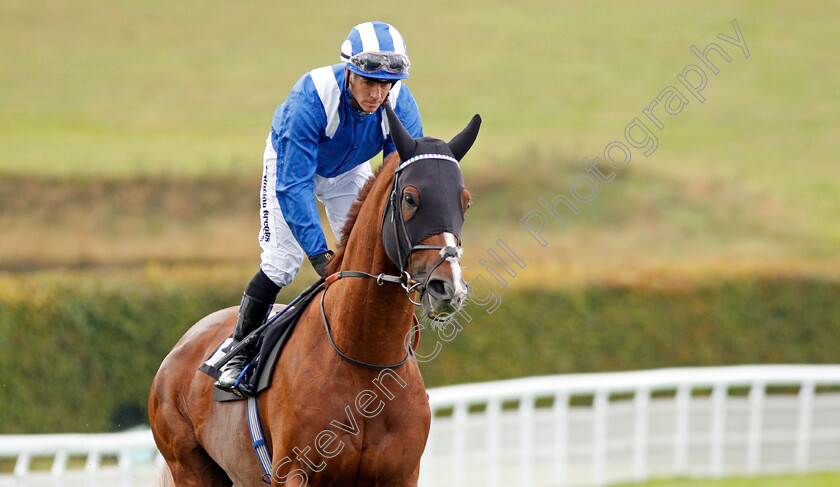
321, 270, 421, 370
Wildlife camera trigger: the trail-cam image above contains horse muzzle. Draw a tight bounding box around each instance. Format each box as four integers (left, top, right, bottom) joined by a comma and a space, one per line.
404, 237, 468, 319
422, 275, 468, 318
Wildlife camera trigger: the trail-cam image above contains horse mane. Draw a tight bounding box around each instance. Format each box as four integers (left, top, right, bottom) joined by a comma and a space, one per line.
326, 152, 400, 274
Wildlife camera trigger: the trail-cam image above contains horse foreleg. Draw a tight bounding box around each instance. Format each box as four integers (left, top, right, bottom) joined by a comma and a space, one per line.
166, 446, 231, 487
150, 400, 232, 487
157, 428, 231, 486
404, 463, 421, 487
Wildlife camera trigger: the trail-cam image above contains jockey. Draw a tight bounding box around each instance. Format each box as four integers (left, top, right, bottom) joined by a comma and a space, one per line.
216, 21, 423, 393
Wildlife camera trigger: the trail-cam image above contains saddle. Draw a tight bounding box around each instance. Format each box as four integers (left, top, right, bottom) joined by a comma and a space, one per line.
199, 286, 322, 402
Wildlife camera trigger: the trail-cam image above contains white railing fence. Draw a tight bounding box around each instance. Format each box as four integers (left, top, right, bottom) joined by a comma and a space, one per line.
1, 365, 839, 486
0, 429, 162, 486
419, 364, 840, 486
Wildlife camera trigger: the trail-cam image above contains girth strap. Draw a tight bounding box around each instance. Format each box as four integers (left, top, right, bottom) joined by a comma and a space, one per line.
247, 396, 273, 483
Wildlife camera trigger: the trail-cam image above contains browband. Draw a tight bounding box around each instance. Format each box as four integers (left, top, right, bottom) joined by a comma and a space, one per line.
396, 154, 459, 173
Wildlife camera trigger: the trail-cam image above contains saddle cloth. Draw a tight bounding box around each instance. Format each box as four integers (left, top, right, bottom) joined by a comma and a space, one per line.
198, 288, 321, 402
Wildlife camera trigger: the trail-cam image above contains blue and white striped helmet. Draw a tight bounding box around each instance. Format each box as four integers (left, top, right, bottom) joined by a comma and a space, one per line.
340, 21, 410, 80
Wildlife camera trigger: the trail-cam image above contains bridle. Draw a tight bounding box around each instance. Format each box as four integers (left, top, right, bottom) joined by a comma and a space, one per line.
383, 152, 465, 302
319, 153, 465, 370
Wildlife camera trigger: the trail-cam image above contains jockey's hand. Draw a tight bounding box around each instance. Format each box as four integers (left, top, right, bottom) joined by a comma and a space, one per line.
309, 250, 335, 278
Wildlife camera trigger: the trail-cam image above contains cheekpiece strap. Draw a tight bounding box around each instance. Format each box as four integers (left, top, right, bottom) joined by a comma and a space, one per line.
396, 154, 459, 173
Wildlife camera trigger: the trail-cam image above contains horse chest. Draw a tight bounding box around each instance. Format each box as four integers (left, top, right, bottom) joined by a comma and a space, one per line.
274, 365, 430, 484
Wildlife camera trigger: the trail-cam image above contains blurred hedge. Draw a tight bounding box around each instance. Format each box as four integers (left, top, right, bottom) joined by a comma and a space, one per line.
0, 267, 838, 433
0, 265, 250, 434
418, 275, 840, 386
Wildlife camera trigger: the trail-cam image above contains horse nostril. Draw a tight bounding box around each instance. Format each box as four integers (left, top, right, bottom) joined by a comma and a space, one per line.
427, 278, 452, 300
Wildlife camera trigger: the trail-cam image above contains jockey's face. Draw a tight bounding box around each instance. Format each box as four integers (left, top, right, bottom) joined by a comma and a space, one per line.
347, 72, 393, 113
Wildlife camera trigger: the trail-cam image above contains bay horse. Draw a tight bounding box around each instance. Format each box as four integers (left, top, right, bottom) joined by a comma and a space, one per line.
148, 103, 481, 486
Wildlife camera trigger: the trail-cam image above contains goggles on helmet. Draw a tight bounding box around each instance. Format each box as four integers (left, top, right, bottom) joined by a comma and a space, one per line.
349, 52, 410, 75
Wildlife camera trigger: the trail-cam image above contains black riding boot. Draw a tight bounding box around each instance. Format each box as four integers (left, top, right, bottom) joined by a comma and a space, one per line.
214, 293, 273, 393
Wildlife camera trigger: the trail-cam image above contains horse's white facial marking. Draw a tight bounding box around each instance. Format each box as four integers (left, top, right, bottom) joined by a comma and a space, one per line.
444, 232, 467, 299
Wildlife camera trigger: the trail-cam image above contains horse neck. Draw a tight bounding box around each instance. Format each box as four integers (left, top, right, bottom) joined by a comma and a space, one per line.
325, 157, 414, 364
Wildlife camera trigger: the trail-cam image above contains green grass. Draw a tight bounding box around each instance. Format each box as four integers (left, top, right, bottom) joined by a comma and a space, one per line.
614, 472, 840, 487
3, 157, 837, 273
2, 1, 838, 176
3, 0, 839, 260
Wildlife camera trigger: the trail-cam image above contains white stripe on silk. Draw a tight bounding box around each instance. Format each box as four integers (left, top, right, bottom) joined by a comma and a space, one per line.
340, 39, 352, 61
381, 81, 403, 138
356, 22, 380, 53
309, 66, 341, 138
388, 25, 406, 56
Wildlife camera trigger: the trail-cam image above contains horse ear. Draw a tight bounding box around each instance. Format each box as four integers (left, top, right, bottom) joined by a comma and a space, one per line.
385, 101, 417, 162
448, 114, 482, 161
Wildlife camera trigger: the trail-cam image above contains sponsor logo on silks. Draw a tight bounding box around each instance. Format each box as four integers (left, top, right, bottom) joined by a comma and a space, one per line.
260, 173, 271, 243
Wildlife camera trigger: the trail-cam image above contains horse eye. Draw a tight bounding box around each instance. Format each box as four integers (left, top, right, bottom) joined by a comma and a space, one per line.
403, 192, 418, 207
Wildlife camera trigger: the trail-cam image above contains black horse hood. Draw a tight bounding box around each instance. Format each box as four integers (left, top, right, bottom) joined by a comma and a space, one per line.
381, 102, 481, 269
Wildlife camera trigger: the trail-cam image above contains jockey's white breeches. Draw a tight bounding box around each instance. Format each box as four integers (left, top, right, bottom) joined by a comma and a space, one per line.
258, 135, 373, 287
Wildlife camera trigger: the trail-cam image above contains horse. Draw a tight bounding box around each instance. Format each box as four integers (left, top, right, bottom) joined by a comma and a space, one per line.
148, 103, 481, 486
